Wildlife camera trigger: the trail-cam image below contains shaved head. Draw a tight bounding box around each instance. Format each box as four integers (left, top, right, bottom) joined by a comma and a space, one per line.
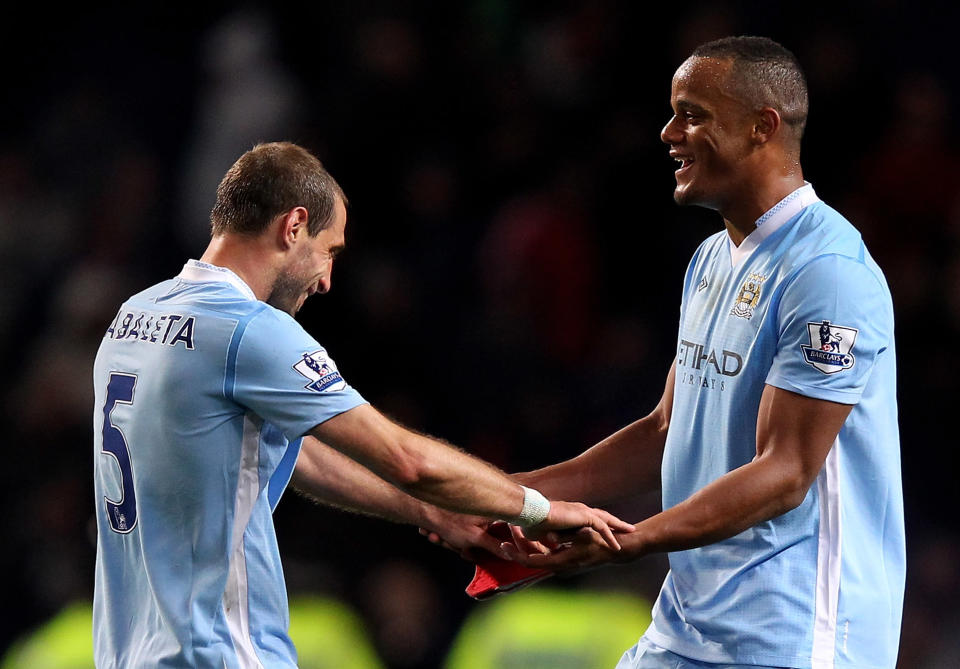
690, 36, 808, 152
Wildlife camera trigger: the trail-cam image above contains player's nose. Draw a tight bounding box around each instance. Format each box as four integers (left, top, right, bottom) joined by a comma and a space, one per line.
661, 115, 683, 145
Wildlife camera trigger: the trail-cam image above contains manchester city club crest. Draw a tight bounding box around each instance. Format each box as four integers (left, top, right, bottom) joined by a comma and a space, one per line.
730, 273, 767, 319
800, 320, 858, 374
293, 350, 347, 392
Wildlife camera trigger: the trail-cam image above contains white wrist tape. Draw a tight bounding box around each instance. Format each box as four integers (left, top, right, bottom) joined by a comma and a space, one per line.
514, 486, 551, 528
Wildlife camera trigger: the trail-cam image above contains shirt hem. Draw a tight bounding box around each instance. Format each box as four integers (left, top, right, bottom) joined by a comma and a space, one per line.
765, 375, 862, 405
642, 630, 891, 669
285, 399, 370, 441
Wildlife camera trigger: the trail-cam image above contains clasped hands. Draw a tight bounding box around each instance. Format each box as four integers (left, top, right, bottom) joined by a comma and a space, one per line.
419, 503, 638, 575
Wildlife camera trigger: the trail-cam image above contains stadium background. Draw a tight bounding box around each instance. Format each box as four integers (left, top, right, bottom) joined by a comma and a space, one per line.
1, 1, 958, 666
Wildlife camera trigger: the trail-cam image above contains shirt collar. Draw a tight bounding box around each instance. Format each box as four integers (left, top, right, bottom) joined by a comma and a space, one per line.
728, 182, 820, 267
178, 259, 258, 300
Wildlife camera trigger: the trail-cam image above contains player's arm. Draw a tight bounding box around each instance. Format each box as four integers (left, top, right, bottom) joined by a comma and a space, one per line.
309, 404, 635, 548
506, 384, 850, 569
418, 362, 674, 553
292, 434, 426, 523
514, 361, 676, 506
291, 435, 508, 555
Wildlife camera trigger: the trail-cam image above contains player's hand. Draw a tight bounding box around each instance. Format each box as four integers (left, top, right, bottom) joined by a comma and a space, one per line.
527, 501, 635, 552
501, 526, 635, 573
418, 506, 504, 560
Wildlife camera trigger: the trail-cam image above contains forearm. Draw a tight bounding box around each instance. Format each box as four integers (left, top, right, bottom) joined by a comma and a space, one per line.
391, 429, 528, 519
622, 386, 851, 556
509, 386, 849, 572
310, 405, 635, 548
516, 413, 667, 506
312, 406, 527, 521
622, 452, 806, 557
519, 362, 675, 506
292, 436, 429, 526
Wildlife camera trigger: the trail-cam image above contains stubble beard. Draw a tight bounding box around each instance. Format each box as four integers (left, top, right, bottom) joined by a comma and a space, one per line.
267, 269, 306, 316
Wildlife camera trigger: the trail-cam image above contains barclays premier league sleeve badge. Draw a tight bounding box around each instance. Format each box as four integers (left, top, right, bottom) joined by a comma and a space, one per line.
293, 350, 347, 392
800, 320, 858, 374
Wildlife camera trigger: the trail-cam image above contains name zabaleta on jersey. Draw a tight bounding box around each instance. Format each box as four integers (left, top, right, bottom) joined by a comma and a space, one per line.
103, 309, 196, 350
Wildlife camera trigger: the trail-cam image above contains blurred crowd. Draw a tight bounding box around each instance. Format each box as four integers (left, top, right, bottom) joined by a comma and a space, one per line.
1, 1, 958, 667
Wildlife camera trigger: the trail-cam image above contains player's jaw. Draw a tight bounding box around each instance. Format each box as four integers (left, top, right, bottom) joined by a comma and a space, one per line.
267, 269, 321, 316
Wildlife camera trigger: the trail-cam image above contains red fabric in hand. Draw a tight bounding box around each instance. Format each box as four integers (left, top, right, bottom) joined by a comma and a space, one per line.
464, 523, 552, 600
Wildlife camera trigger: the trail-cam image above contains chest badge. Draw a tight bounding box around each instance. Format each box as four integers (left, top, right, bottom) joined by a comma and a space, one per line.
730, 273, 767, 319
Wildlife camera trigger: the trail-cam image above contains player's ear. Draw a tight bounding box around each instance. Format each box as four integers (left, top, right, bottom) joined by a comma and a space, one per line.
277, 207, 310, 249
752, 107, 781, 145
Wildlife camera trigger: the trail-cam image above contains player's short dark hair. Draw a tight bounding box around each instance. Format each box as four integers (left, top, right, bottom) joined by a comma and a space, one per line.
692, 36, 808, 144
210, 142, 347, 237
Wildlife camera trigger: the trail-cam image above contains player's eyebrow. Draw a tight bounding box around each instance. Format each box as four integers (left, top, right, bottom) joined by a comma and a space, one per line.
674, 99, 709, 116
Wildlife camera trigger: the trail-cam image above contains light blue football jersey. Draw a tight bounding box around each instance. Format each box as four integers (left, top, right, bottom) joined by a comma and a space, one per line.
92, 260, 367, 668
624, 185, 904, 669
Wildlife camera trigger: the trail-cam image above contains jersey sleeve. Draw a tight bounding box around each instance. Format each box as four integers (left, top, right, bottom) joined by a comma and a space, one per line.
228, 307, 367, 440
766, 253, 892, 405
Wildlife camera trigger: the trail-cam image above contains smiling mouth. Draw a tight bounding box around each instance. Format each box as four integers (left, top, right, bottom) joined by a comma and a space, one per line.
674, 156, 695, 174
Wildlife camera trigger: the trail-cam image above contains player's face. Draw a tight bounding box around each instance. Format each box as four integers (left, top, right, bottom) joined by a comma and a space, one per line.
269, 198, 347, 316
661, 57, 755, 211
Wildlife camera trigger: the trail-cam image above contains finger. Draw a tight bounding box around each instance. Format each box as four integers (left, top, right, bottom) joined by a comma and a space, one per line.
598, 521, 622, 551
500, 542, 552, 568
510, 524, 549, 554
585, 516, 621, 551
499, 541, 519, 561
521, 548, 580, 571
475, 531, 508, 556
596, 509, 636, 533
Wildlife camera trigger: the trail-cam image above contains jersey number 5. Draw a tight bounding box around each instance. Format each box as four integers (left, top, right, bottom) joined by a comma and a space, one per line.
100, 372, 138, 533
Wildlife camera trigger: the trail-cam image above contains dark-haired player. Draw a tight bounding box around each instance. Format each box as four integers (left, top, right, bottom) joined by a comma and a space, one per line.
434, 36, 905, 669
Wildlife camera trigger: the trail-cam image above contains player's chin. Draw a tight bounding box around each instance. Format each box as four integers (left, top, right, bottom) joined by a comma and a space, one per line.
673, 183, 695, 205
672, 180, 710, 208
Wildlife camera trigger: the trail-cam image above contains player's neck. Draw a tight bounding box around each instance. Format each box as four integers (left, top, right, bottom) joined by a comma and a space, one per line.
199, 235, 278, 302
722, 170, 805, 246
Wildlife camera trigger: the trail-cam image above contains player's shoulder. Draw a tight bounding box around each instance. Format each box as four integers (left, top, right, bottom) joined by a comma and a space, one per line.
793, 201, 865, 258
782, 202, 887, 288
124, 278, 178, 304
234, 302, 320, 354
242, 302, 306, 332
777, 208, 893, 321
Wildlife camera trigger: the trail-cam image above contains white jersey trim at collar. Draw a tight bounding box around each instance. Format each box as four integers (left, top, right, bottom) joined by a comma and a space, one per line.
728, 182, 820, 268
178, 259, 258, 301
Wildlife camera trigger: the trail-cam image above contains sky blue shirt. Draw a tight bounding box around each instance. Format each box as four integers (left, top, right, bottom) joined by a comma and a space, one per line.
92, 260, 367, 668
627, 185, 904, 669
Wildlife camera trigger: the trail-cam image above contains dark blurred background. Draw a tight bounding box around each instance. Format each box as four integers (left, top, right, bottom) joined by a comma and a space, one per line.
1, 1, 958, 667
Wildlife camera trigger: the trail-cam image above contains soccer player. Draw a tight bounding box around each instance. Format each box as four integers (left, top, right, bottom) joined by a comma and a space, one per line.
429, 36, 905, 668
92, 141, 634, 668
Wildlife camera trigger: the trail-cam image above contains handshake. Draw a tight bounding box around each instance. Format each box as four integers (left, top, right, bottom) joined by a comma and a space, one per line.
419, 494, 639, 600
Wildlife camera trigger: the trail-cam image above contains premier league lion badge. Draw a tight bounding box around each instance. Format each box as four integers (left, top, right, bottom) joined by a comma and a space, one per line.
801, 320, 858, 374
294, 350, 347, 392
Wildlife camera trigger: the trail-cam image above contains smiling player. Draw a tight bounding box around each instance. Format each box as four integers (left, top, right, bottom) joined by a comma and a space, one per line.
430, 36, 905, 669
91, 141, 633, 668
